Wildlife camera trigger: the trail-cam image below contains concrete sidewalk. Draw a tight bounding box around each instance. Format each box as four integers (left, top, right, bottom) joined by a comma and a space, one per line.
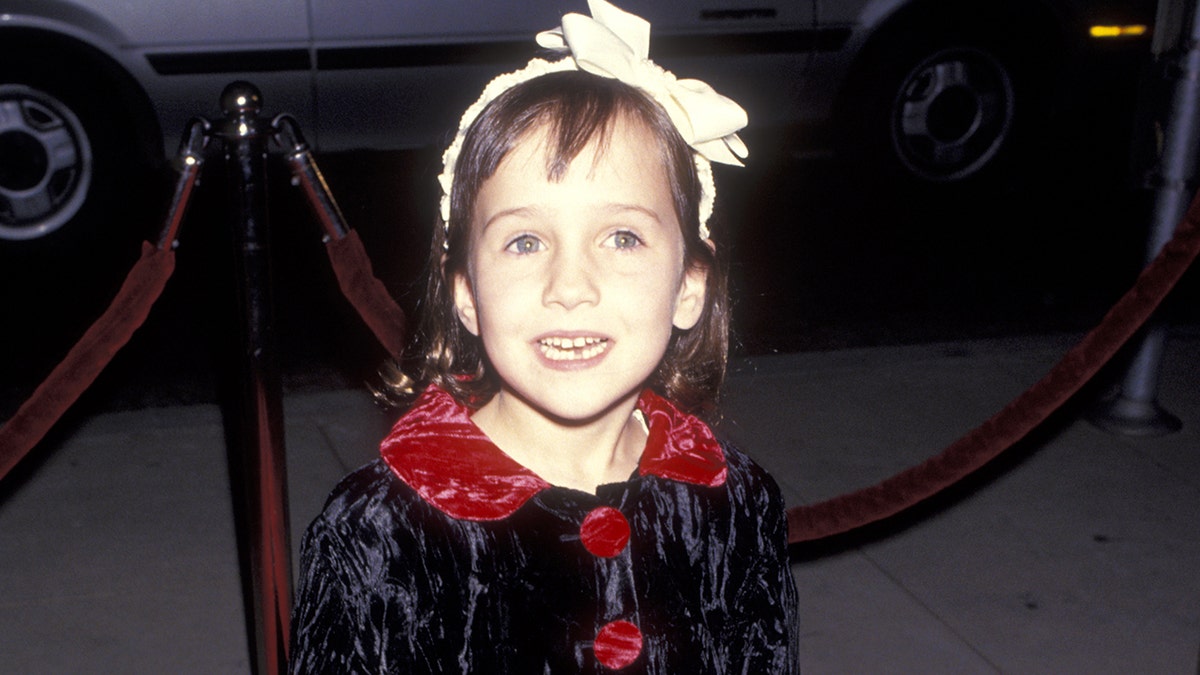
1, 332, 1197, 673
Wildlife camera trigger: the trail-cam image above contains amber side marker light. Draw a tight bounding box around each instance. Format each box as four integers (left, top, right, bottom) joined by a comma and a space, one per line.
1090, 24, 1149, 38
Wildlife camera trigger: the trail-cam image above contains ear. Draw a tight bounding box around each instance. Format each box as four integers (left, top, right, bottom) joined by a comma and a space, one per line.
452, 272, 481, 336
672, 259, 708, 330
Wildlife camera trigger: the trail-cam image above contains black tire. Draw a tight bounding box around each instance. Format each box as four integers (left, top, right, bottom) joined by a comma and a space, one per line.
0, 83, 92, 240
0, 38, 160, 251
837, 16, 1054, 192
888, 45, 1015, 182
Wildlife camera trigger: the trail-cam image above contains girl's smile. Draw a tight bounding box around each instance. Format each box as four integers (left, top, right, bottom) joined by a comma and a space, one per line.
535, 334, 611, 366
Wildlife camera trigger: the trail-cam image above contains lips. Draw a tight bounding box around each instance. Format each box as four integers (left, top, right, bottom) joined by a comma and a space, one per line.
537, 336, 610, 362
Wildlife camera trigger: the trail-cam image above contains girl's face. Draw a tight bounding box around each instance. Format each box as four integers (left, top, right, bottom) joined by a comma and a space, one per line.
453, 116, 707, 424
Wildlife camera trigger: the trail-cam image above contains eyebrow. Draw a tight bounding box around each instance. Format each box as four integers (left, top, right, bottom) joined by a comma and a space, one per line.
482, 203, 662, 231
602, 203, 663, 224
482, 206, 538, 231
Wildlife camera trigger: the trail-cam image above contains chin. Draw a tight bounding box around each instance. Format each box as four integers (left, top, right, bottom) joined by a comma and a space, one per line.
516, 386, 643, 425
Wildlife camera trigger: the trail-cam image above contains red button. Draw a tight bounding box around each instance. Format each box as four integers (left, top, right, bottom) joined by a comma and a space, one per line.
594, 620, 642, 669
580, 506, 630, 558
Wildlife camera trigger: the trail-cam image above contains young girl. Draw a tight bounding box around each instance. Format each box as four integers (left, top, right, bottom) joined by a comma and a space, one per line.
289, 1, 798, 671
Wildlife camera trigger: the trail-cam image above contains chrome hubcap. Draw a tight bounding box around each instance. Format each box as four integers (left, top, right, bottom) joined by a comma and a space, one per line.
892, 48, 1013, 181
0, 85, 92, 240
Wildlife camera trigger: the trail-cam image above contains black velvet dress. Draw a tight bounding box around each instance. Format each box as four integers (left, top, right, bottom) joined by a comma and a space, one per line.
289, 385, 798, 673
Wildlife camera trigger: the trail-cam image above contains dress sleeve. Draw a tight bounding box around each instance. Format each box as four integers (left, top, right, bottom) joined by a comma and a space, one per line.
288, 515, 384, 674
721, 448, 801, 673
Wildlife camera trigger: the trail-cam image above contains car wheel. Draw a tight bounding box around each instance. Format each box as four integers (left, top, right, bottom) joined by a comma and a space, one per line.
0, 43, 159, 251
838, 22, 1048, 191
0, 84, 93, 240
888, 46, 1014, 182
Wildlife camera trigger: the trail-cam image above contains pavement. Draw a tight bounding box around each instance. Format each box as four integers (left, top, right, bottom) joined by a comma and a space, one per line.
1, 329, 1198, 673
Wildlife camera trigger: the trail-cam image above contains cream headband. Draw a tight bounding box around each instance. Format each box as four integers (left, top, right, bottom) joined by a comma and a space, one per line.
437, 0, 749, 241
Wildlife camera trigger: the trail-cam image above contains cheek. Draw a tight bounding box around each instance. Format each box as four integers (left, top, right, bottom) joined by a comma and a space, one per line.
624, 269, 685, 326
467, 267, 530, 335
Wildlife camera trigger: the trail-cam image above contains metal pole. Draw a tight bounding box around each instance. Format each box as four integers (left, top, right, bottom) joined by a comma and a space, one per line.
218, 81, 292, 674
157, 118, 209, 251
274, 115, 349, 241
1090, 0, 1197, 435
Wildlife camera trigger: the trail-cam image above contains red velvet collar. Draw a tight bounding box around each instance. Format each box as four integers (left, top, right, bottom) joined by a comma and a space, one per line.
380, 385, 726, 521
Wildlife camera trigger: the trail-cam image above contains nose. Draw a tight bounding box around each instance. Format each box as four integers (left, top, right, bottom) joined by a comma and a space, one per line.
542, 247, 599, 310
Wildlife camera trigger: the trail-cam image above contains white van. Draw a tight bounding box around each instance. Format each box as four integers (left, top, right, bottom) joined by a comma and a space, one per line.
0, 0, 1154, 242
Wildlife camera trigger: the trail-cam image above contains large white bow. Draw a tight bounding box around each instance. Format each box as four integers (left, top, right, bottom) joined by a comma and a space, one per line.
535, 0, 749, 166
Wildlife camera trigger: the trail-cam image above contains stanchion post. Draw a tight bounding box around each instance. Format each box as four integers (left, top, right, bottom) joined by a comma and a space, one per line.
218, 81, 292, 674
157, 118, 210, 251
274, 115, 349, 241
1090, 0, 1196, 436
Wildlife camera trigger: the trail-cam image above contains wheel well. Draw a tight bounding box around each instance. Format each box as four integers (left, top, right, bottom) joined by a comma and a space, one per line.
840, 0, 1068, 109
0, 28, 163, 167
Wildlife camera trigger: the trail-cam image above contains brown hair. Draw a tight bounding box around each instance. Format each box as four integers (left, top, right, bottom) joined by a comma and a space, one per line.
395, 69, 730, 416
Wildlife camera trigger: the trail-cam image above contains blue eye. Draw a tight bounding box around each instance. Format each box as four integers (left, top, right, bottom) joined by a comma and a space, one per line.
506, 234, 542, 254
607, 231, 642, 250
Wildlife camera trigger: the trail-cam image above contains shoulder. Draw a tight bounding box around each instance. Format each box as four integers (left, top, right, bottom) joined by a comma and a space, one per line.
709, 440, 790, 545
316, 459, 411, 526
718, 440, 785, 505
300, 460, 429, 567
718, 440, 769, 475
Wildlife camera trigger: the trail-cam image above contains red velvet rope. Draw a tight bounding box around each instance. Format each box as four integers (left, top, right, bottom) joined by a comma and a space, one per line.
786, 190, 1200, 543
0, 243, 176, 477
324, 230, 407, 360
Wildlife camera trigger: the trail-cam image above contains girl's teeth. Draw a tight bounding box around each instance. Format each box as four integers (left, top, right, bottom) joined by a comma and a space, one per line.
539, 337, 608, 360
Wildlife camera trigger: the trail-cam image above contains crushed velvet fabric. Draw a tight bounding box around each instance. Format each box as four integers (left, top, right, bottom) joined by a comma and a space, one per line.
289, 386, 799, 673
